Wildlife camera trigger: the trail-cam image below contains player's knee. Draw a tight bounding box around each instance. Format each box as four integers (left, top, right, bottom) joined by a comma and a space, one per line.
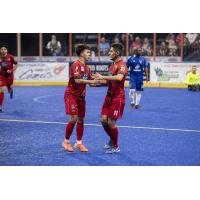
77, 118, 84, 124
129, 89, 135, 96
100, 117, 108, 125
70, 115, 78, 123
0, 87, 6, 93
108, 120, 116, 129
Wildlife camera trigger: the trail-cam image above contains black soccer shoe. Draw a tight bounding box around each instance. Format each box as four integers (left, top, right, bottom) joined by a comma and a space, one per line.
135, 105, 140, 109
130, 103, 135, 109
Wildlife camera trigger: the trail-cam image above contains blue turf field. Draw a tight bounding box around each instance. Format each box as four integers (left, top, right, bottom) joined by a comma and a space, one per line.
0, 86, 200, 166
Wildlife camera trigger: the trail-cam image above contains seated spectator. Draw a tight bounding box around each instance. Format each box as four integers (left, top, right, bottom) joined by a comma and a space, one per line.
142, 37, 152, 56
52, 47, 64, 56
168, 40, 178, 56
100, 37, 110, 56
46, 35, 62, 56
157, 41, 168, 56
165, 33, 175, 45
130, 36, 141, 54
113, 37, 124, 54
185, 66, 200, 91
121, 33, 133, 45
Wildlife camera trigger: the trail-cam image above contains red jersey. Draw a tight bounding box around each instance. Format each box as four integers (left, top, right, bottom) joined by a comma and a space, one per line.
0, 54, 17, 77
65, 60, 92, 98
106, 59, 128, 98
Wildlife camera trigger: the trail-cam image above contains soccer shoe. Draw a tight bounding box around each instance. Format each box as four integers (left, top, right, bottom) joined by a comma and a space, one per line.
135, 105, 140, 109
74, 143, 88, 152
130, 103, 135, 109
62, 141, 74, 152
105, 146, 120, 154
104, 140, 113, 149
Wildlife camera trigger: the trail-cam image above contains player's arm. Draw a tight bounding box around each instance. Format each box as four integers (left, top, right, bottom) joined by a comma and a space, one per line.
95, 73, 124, 82
74, 76, 97, 84
7, 58, 18, 74
95, 65, 126, 82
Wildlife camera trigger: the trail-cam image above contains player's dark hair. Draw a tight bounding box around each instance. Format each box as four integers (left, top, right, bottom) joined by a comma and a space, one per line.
76, 44, 90, 56
111, 43, 123, 56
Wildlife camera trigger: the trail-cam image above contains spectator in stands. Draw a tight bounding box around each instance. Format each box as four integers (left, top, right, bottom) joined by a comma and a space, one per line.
121, 33, 133, 46
142, 37, 152, 56
113, 37, 124, 55
46, 35, 62, 56
100, 36, 110, 56
165, 33, 175, 45
130, 36, 141, 55
52, 47, 64, 56
185, 33, 198, 45
157, 41, 168, 56
168, 40, 178, 56
185, 66, 200, 91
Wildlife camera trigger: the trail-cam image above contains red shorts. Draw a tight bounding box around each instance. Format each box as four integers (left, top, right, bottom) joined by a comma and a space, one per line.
64, 95, 86, 118
101, 95, 125, 119
0, 75, 14, 87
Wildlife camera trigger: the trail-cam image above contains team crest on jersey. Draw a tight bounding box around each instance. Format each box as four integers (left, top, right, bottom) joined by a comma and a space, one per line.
139, 60, 142, 64
8, 58, 10, 61
120, 66, 125, 72
82, 74, 89, 80
135, 64, 140, 69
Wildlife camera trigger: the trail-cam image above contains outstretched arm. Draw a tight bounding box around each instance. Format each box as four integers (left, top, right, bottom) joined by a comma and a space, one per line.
95, 73, 124, 82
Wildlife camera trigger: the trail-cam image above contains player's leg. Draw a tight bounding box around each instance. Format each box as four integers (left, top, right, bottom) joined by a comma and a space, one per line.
74, 99, 88, 152
63, 97, 78, 152
129, 81, 136, 108
0, 87, 6, 112
100, 96, 113, 148
106, 118, 120, 153
105, 98, 125, 153
135, 81, 143, 109
7, 77, 14, 99
100, 115, 113, 149
0, 76, 7, 112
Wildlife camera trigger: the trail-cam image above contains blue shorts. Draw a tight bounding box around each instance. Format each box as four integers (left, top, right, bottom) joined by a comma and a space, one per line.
129, 80, 143, 91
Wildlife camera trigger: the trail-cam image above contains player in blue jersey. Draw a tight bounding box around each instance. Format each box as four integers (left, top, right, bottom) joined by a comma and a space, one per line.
126, 48, 149, 109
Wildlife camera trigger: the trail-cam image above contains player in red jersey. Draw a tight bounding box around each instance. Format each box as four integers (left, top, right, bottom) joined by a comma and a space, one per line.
63, 44, 99, 153
95, 43, 128, 153
0, 47, 18, 112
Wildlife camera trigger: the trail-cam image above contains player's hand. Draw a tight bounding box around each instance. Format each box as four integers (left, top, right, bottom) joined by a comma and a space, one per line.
7, 70, 12, 74
94, 73, 104, 80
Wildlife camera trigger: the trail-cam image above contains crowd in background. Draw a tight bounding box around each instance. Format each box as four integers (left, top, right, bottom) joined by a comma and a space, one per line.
44, 33, 200, 58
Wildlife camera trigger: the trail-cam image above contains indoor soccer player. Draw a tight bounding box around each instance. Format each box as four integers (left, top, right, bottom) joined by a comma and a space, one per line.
95, 43, 128, 153
127, 47, 148, 109
63, 44, 99, 153
0, 47, 18, 112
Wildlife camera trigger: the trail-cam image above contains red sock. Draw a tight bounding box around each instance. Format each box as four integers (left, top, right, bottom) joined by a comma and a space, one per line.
76, 122, 84, 141
65, 121, 75, 140
0, 92, 4, 106
110, 127, 118, 148
102, 124, 112, 140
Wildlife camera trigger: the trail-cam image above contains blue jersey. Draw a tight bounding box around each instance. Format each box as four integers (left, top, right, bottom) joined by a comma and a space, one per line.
127, 55, 147, 81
